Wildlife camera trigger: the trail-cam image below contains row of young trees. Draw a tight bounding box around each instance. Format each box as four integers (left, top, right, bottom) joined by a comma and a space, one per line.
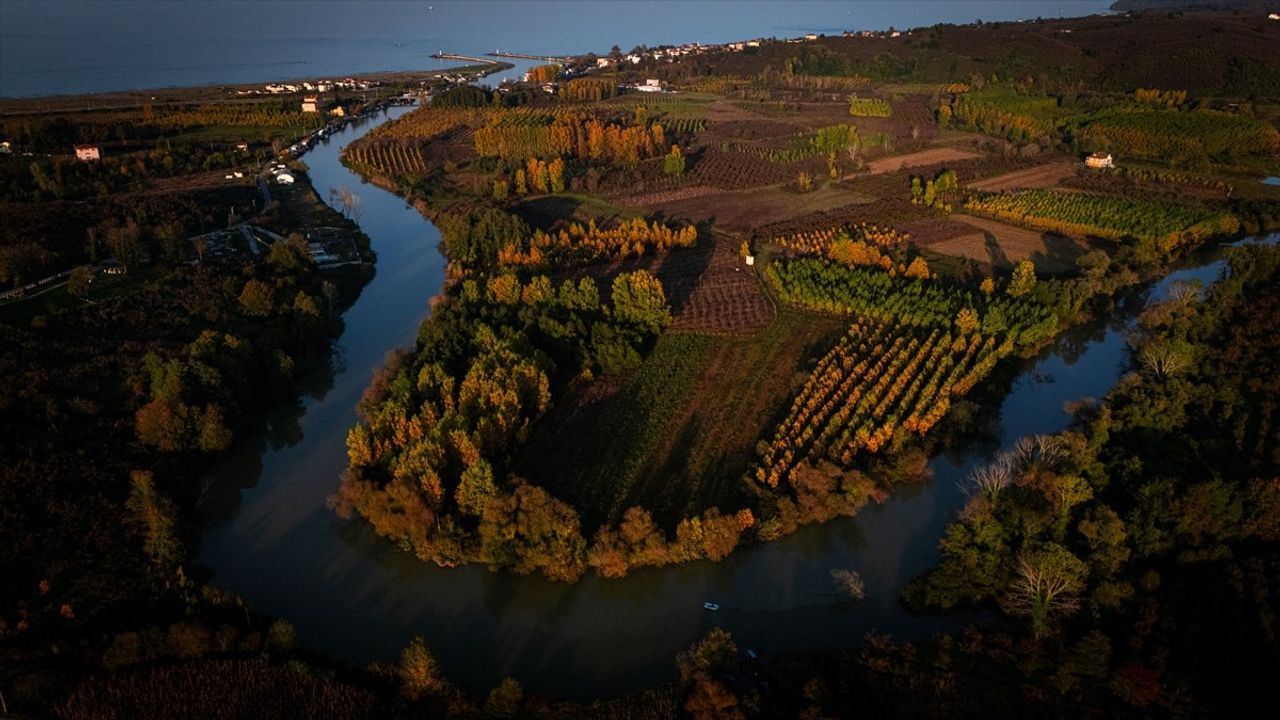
1133, 87, 1187, 108
496, 217, 697, 268
964, 189, 1240, 249
562, 78, 619, 102
765, 256, 1056, 339
473, 113, 667, 165
774, 222, 911, 257
157, 104, 315, 130
941, 90, 1057, 143
848, 96, 893, 117
758, 256, 1058, 488
910, 168, 958, 211
1069, 106, 1280, 165
342, 141, 429, 179
756, 317, 1007, 486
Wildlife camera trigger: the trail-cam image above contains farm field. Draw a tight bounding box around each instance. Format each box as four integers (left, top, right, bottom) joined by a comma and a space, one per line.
519, 307, 845, 528
864, 147, 982, 174
968, 161, 1078, 191
926, 214, 1088, 273
645, 181, 876, 232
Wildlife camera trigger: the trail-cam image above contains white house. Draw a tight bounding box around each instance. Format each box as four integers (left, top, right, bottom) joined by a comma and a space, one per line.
596, 57, 613, 68
276, 173, 296, 185
1085, 151, 1114, 169
301, 95, 319, 113
805, 33, 819, 41
74, 144, 101, 161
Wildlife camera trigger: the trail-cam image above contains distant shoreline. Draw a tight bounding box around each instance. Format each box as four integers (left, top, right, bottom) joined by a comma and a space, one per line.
0, 61, 513, 114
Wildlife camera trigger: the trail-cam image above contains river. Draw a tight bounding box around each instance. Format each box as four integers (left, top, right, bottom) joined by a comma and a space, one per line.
198, 106, 1274, 700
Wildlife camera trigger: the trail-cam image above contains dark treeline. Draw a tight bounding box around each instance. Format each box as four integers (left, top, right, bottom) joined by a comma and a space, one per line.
731, 243, 1280, 718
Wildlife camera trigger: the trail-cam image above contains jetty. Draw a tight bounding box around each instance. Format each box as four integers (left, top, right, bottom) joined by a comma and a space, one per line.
489, 51, 571, 63
430, 52, 501, 65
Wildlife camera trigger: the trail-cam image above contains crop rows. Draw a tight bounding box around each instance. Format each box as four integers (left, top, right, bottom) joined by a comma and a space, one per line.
847, 97, 893, 118
662, 117, 708, 133
1072, 107, 1280, 163
765, 258, 1057, 339
964, 189, 1239, 245
881, 82, 971, 95
497, 217, 697, 268
158, 104, 314, 130
774, 223, 910, 256
344, 141, 428, 178
755, 316, 1006, 485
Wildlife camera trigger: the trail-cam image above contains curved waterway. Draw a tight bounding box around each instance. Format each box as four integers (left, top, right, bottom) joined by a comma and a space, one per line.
199, 107, 1275, 699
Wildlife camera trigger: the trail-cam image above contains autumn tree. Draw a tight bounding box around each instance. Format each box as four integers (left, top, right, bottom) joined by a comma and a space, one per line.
677, 627, 738, 683
125, 470, 182, 572
685, 673, 745, 720
1007, 259, 1037, 297
399, 636, 448, 699
484, 677, 524, 718
239, 278, 274, 316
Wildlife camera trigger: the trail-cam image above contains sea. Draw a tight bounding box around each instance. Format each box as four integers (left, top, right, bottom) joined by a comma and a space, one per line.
1, 0, 1112, 98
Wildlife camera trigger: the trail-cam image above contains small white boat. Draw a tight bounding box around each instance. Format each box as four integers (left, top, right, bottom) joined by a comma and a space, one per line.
703, 602, 720, 611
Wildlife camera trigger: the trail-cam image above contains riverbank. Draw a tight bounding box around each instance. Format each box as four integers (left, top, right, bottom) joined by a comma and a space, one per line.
198, 91, 1271, 700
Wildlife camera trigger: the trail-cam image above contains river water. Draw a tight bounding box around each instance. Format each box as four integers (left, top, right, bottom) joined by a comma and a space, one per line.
198, 106, 1272, 699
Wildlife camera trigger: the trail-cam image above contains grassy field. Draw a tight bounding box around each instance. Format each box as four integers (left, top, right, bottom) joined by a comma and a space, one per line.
519, 308, 844, 529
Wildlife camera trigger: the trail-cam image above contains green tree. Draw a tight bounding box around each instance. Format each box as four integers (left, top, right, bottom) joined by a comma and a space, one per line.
1001, 544, 1088, 638
664, 144, 686, 176
677, 627, 738, 683
456, 459, 498, 516
125, 470, 183, 571
610, 270, 671, 336
1007, 259, 1037, 297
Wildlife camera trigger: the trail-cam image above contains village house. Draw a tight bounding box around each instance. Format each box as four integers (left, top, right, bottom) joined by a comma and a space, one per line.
301, 95, 319, 113
74, 144, 101, 162
596, 57, 613, 68
1085, 151, 1114, 169
805, 33, 819, 41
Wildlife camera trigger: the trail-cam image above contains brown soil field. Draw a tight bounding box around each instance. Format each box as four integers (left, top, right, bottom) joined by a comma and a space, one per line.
969, 161, 1079, 191
666, 234, 775, 334
863, 147, 982, 174
558, 233, 775, 335
645, 182, 875, 233
924, 214, 1089, 274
